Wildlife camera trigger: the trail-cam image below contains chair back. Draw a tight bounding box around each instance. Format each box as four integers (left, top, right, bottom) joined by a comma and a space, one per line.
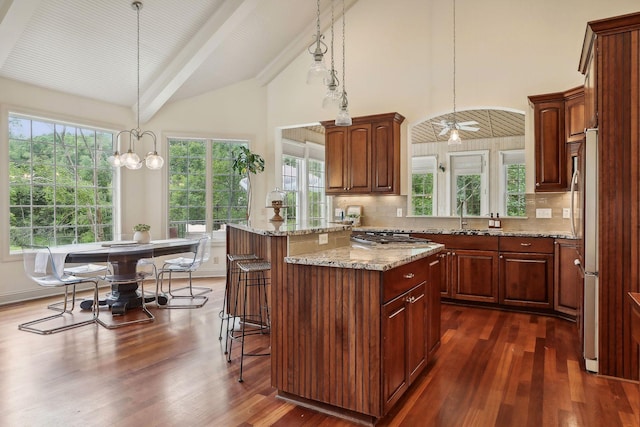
105, 245, 155, 282
22, 245, 64, 285
191, 235, 211, 270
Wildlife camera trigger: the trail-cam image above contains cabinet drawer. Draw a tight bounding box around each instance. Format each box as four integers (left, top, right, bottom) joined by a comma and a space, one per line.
499, 237, 554, 254
383, 258, 428, 302
414, 234, 499, 251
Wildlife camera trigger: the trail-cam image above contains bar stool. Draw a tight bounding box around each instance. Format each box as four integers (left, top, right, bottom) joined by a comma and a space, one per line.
226, 260, 271, 382
219, 253, 260, 348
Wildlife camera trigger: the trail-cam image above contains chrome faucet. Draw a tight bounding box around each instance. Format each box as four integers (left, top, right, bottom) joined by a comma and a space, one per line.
458, 200, 468, 229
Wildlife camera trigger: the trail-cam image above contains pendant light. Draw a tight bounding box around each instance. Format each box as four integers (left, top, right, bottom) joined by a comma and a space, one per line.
108, 1, 164, 170
335, 0, 352, 126
306, 0, 329, 85
448, 0, 461, 145
322, 0, 341, 109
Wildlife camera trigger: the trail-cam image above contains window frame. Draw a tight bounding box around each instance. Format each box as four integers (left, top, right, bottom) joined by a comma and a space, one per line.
446, 150, 489, 216
410, 155, 438, 216
166, 136, 252, 236
5, 109, 120, 254
498, 149, 526, 217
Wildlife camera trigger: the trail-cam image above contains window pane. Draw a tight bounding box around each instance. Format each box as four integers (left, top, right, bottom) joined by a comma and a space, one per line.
456, 175, 481, 216
505, 163, 526, 216
8, 114, 116, 250
411, 173, 434, 216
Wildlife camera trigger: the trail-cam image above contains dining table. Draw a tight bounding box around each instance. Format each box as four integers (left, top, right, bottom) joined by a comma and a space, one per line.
50, 238, 200, 315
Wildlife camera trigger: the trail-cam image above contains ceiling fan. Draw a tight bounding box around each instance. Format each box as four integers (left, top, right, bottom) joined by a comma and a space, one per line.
433, 120, 480, 137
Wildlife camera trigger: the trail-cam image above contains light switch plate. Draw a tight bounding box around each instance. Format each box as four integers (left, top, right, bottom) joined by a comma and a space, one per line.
319, 233, 328, 245
563, 208, 570, 219
536, 208, 552, 219
396, 208, 403, 217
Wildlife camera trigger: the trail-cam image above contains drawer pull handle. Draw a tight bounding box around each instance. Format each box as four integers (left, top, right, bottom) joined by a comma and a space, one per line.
520, 243, 532, 247
403, 273, 415, 279
405, 296, 417, 304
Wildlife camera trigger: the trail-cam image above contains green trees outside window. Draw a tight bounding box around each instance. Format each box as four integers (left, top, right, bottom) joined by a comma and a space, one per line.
9, 114, 115, 251
168, 138, 249, 236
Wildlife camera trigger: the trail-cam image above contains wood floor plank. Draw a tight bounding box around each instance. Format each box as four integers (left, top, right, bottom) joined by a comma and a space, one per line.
0, 280, 637, 426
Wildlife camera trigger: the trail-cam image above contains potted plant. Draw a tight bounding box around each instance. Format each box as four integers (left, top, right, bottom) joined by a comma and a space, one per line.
232, 146, 265, 220
133, 223, 151, 244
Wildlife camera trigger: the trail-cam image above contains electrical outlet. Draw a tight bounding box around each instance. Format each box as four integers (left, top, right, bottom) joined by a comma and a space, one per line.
319, 233, 328, 245
563, 208, 571, 219
396, 208, 403, 217
536, 208, 552, 219
213, 256, 219, 264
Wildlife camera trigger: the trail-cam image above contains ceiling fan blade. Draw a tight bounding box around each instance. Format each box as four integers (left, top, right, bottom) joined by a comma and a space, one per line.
438, 127, 449, 136
432, 121, 447, 128
458, 120, 479, 126
459, 126, 480, 131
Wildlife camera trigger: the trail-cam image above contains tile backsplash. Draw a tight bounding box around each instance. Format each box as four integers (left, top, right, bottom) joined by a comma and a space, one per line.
333, 193, 572, 233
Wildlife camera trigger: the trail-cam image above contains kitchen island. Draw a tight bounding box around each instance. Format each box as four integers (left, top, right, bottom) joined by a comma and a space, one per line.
226, 222, 444, 424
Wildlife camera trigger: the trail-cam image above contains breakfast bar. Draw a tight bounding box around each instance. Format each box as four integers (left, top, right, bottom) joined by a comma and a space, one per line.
226, 222, 444, 424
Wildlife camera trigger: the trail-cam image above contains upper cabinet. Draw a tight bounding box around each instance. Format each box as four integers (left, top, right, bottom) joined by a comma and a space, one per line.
321, 112, 405, 195
528, 86, 584, 192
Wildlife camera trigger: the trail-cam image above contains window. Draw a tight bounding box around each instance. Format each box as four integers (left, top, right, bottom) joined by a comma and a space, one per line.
168, 138, 249, 235
448, 151, 488, 216
281, 140, 327, 223
411, 156, 437, 215
8, 113, 116, 251
499, 150, 526, 217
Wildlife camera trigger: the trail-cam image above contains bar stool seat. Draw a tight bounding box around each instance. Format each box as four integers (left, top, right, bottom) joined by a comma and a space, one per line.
219, 253, 261, 348
226, 260, 271, 382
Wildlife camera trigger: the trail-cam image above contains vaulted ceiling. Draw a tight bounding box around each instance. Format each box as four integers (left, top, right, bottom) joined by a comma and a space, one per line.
0, 0, 357, 122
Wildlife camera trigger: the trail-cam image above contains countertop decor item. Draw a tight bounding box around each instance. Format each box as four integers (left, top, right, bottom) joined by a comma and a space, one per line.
266, 187, 286, 222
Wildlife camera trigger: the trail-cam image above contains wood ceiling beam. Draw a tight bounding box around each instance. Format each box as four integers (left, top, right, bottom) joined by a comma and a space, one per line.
136, 0, 260, 123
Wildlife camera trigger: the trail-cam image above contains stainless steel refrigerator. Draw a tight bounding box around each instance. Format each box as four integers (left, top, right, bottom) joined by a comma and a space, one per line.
571, 128, 598, 373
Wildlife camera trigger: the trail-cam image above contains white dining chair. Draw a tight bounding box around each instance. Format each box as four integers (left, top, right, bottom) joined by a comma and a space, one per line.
19, 245, 101, 335
155, 235, 211, 308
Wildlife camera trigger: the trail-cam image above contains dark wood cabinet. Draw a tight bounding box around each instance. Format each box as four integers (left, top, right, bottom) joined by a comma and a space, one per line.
498, 237, 554, 309
554, 239, 581, 319
382, 282, 426, 412
579, 12, 640, 380
324, 124, 371, 194
529, 87, 585, 192
529, 93, 566, 192
321, 112, 404, 195
451, 249, 499, 303
427, 255, 442, 358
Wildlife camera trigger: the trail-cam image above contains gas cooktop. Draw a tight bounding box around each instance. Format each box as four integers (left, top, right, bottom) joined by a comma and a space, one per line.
351, 233, 432, 245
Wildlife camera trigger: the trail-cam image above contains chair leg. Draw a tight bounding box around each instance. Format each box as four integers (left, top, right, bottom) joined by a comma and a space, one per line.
96, 277, 154, 329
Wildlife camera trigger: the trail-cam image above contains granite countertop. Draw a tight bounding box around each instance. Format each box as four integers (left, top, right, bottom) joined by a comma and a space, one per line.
284, 242, 444, 271
227, 220, 351, 236
354, 226, 575, 239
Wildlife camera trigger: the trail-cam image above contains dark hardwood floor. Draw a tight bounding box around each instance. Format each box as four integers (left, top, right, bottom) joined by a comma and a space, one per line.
0, 278, 637, 426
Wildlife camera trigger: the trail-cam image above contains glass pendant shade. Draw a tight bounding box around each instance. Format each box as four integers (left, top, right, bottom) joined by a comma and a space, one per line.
145, 152, 164, 170
122, 150, 141, 169
107, 152, 123, 167
307, 58, 329, 85
335, 92, 352, 126
322, 87, 341, 109
448, 129, 462, 145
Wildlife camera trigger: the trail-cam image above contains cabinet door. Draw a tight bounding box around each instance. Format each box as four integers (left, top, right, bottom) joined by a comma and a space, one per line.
584, 52, 597, 129
427, 256, 442, 358
347, 124, 371, 193
407, 283, 427, 384
499, 252, 553, 309
565, 89, 585, 143
382, 293, 408, 411
450, 250, 499, 303
371, 120, 399, 194
554, 239, 581, 318
533, 99, 567, 192
439, 251, 451, 297
325, 127, 348, 193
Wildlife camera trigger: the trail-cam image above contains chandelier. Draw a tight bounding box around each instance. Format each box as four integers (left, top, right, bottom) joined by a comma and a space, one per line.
108, 1, 164, 170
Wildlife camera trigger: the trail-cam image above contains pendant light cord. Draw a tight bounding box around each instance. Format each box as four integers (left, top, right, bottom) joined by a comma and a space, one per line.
452, 0, 456, 125
341, 0, 346, 95
136, 2, 141, 133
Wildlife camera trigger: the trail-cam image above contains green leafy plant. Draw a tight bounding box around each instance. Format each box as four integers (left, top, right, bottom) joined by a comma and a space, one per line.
231, 146, 265, 220
133, 223, 150, 232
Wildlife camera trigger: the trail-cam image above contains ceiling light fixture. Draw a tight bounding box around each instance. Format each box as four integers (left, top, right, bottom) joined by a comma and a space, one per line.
448, 0, 462, 146
322, 0, 341, 109
108, 1, 164, 170
335, 0, 352, 126
306, 0, 329, 85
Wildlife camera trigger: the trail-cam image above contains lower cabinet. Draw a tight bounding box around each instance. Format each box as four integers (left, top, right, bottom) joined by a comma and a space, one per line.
499, 252, 554, 309
554, 239, 581, 318
451, 249, 499, 303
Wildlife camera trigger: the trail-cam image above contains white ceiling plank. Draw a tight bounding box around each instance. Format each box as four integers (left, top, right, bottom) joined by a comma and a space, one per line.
0, 0, 41, 68
256, 0, 359, 87
137, 0, 260, 123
